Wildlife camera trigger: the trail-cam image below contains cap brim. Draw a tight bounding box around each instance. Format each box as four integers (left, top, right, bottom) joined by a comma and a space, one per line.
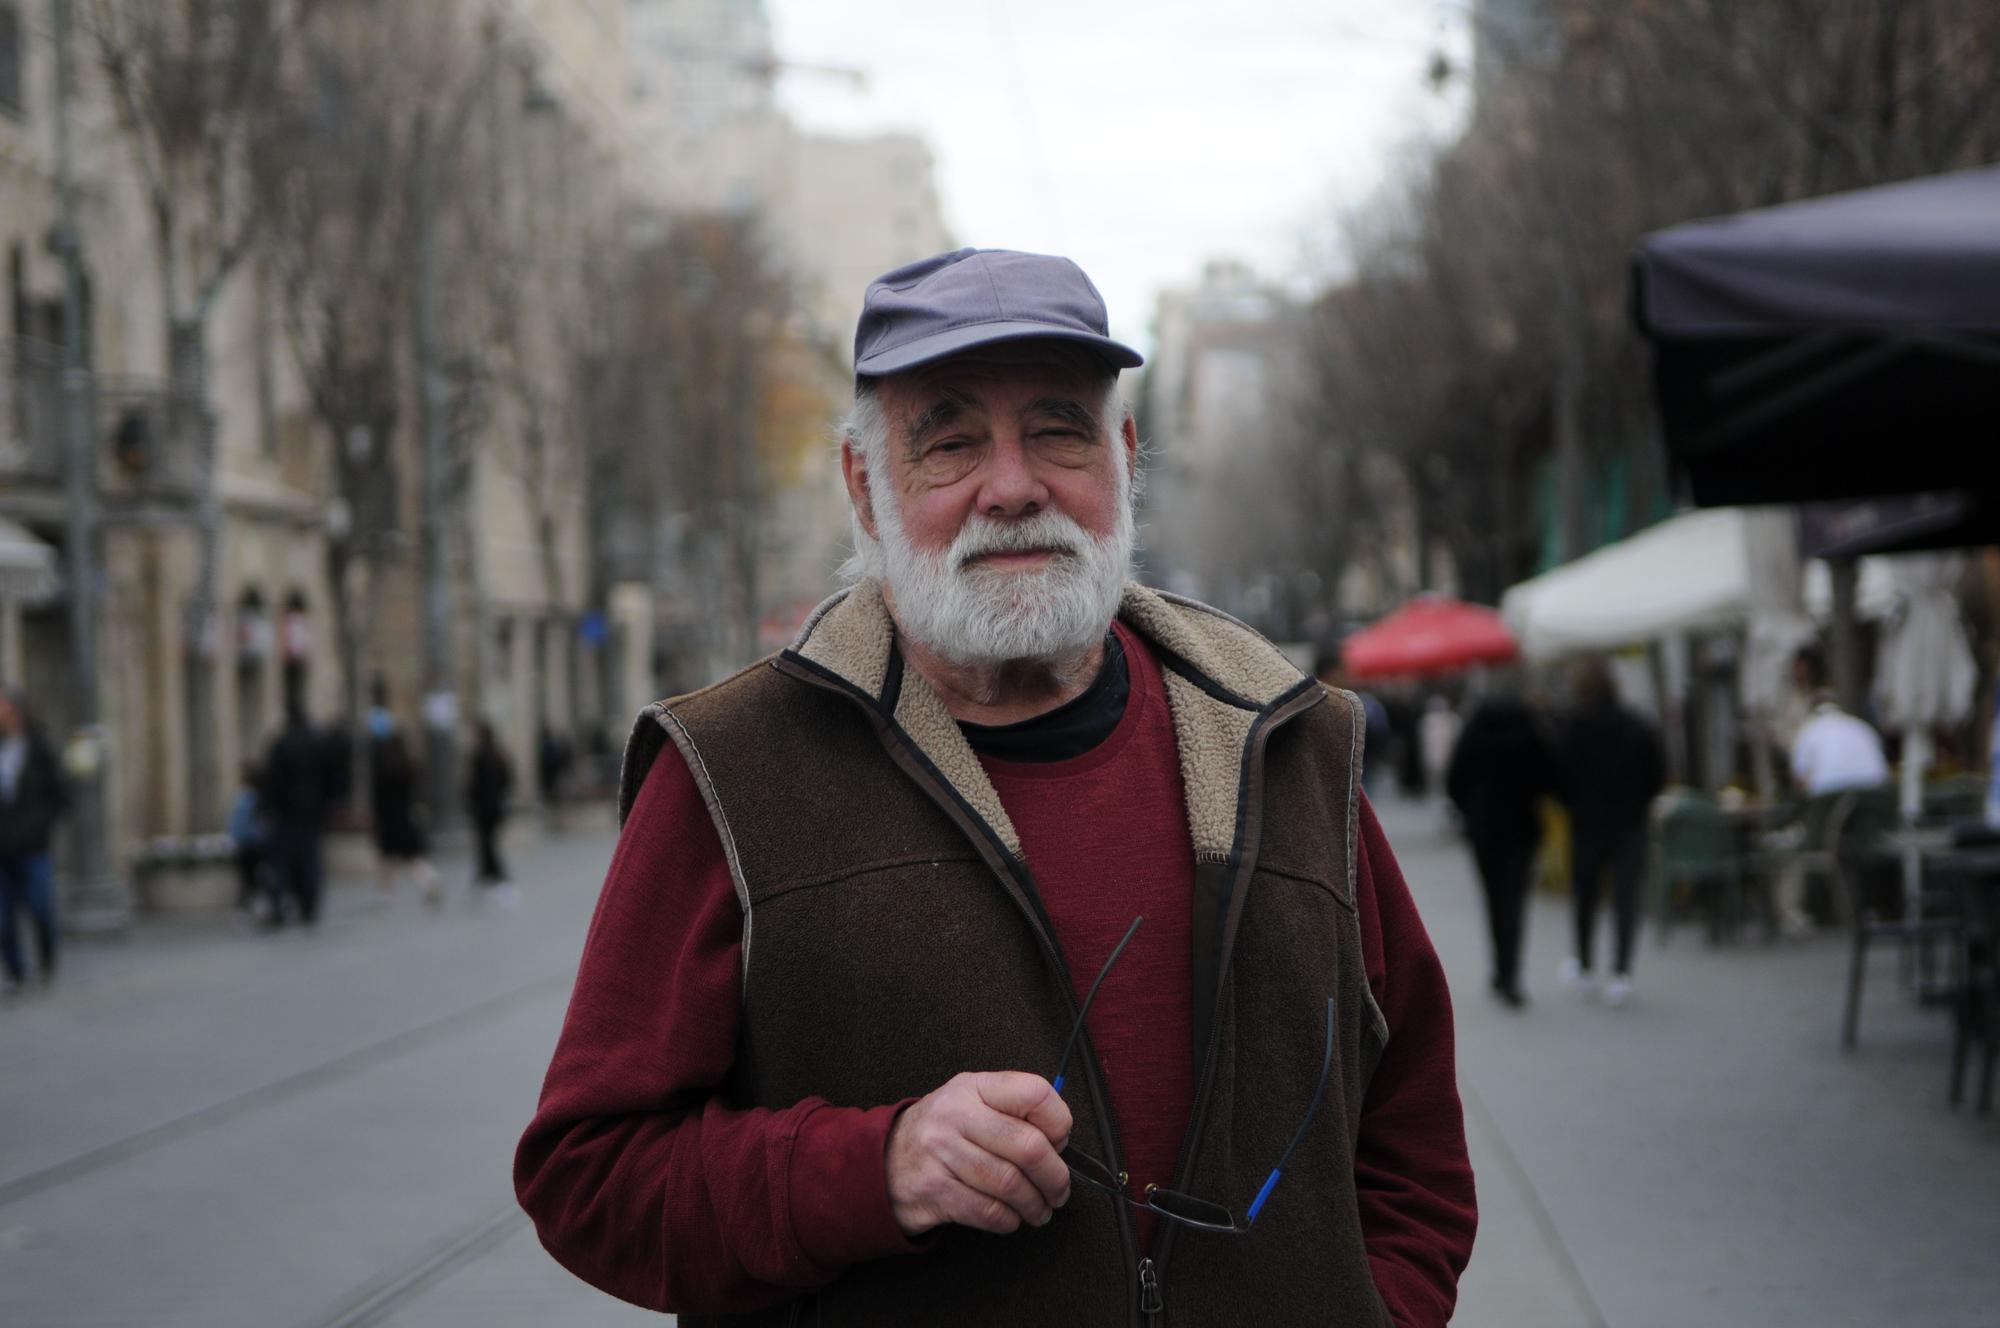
855, 320, 1144, 377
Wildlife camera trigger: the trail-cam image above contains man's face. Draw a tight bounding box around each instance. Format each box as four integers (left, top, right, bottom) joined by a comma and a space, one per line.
0, 696, 18, 737
844, 344, 1139, 667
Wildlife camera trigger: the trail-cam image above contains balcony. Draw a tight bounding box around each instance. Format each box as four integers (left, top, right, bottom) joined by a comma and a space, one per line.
1, 337, 212, 521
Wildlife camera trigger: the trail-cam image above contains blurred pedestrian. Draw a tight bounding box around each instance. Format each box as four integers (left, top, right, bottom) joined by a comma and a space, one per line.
536, 724, 571, 831
1554, 659, 1666, 1006
0, 687, 68, 992
466, 721, 514, 899
261, 698, 341, 928
1419, 693, 1462, 798
226, 761, 270, 920
1386, 687, 1426, 798
1317, 646, 1391, 795
369, 724, 439, 905
1447, 678, 1561, 1007
1774, 645, 1825, 755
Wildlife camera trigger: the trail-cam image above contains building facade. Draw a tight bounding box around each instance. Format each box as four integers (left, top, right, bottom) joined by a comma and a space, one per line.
1, 0, 636, 914
3, 1, 343, 869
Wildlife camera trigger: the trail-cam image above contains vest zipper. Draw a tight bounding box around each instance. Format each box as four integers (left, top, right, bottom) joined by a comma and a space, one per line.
774, 654, 1146, 1324
1146, 681, 1329, 1295
1138, 1256, 1163, 1320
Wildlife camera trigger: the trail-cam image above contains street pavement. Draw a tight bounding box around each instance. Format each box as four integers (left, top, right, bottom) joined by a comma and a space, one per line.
0, 796, 1994, 1326
1382, 793, 2000, 1328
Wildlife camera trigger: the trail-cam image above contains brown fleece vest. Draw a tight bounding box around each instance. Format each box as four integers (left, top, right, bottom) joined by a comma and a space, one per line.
621, 593, 1393, 1328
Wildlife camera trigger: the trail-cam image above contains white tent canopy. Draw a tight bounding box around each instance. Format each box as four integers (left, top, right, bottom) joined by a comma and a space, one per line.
1502, 507, 1892, 661
0, 516, 61, 605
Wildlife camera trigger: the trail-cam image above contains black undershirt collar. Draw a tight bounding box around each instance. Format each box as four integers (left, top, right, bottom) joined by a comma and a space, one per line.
958, 631, 1130, 763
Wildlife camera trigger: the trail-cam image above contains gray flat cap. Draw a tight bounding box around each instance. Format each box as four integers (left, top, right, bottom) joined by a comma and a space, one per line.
853, 247, 1144, 378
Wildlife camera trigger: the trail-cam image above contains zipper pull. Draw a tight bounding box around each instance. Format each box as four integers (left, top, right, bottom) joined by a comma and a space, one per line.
1138, 1256, 1163, 1317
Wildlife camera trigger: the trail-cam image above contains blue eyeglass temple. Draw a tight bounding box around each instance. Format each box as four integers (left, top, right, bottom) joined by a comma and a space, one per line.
1246, 995, 1336, 1224
1051, 915, 1146, 1097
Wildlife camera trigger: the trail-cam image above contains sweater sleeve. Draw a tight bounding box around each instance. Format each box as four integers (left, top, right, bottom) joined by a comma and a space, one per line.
513, 741, 924, 1314
1351, 793, 1479, 1327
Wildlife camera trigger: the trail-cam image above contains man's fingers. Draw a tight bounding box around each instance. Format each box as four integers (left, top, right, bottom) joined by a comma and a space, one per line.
940, 1134, 1052, 1230
973, 1071, 1074, 1146
962, 1109, 1071, 1209
887, 1071, 1081, 1239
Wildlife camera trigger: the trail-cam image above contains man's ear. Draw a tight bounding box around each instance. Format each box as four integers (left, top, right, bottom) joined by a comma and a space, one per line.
841, 440, 879, 540
1120, 409, 1139, 472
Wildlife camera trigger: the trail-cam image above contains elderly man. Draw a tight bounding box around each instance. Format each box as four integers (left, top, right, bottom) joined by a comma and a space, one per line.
516, 249, 1476, 1325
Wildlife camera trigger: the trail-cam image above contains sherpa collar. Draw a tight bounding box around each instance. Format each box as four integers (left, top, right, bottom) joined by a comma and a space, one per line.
782, 581, 1323, 863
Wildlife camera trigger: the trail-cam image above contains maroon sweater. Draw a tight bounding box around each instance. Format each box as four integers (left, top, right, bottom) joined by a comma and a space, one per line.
516, 632, 1476, 1325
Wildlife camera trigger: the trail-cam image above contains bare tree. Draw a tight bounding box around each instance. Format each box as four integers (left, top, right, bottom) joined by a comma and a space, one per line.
87, 0, 321, 823
1290, 0, 2000, 606
460, 56, 618, 711
255, 0, 472, 786
583, 213, 797, 678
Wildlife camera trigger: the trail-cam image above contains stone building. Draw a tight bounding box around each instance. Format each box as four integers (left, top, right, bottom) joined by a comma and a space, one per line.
2, 0, 342, 873
1, 0, 636, 915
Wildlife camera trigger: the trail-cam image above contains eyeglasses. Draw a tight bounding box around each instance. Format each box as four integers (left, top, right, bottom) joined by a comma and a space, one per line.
1050, 915, 1335, 1233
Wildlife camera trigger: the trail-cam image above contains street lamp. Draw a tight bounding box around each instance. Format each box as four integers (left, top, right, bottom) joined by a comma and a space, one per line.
50, 0, 129, 929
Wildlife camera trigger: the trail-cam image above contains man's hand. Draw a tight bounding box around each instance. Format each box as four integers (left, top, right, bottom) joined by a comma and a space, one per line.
886, 1071, 1074, 1237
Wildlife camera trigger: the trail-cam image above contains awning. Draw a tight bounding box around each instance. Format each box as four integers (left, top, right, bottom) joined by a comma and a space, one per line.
0, 516, 61, 604
1633, 165, 2000, 508
1502, 508, 1892, 661
1797, 491, 2000, 559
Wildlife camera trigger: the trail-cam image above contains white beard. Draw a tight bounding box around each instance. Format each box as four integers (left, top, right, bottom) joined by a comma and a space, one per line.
868, 457, 1135, 669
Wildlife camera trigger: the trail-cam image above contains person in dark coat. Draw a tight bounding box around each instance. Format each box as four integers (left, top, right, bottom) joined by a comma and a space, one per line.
260, 699, 341, 928
1554, 658, 1667, 1006
1446, 681, 1561, 1007
369, 727, 439, 903
0, 687, 69, 990
466, 721, 514, 891
536, 724, 572, 831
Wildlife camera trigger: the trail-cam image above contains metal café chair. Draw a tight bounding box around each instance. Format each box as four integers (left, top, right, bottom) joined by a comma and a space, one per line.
1652, 791, 1748, 945
1944, 843, 2000, 1113
1839, 788, 1960, 1050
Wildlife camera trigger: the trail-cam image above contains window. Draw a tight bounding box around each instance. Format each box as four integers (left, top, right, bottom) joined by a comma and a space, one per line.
0, 3, 23, 119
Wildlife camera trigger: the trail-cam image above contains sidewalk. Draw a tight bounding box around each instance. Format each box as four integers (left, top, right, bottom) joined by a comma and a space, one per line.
1375, 793, 2000, 1328
0, 815, 655, 1328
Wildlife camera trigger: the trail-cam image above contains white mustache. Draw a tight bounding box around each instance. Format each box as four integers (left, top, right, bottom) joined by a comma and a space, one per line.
949, 514, 1088, 570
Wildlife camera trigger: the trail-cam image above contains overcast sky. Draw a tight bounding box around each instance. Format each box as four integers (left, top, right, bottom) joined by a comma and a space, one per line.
765, 1, 1470, 353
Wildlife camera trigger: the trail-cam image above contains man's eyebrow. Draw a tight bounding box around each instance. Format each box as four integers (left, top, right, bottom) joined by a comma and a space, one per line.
1027, 397, 1101, 433
902, 386, 977, 455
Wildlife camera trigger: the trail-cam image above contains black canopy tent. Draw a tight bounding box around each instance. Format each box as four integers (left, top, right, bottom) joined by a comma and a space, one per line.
1633, 165, 2000, 532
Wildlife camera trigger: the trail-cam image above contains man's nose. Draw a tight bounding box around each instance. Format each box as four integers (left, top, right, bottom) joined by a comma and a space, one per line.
975, 433, 1048, 519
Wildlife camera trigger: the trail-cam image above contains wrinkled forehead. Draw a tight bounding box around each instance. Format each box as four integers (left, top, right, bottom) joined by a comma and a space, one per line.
871, 341, 1116, 427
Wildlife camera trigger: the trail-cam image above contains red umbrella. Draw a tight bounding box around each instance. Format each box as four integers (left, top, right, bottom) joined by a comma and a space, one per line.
1341, 596, 1519, 680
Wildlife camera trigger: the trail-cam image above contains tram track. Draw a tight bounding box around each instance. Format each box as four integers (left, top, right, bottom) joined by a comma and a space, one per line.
0, 969, 573, 1211
299, 1200, 533, 1328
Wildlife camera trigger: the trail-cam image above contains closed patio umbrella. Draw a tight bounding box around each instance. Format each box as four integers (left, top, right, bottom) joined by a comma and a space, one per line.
1873, 554, 1978, 817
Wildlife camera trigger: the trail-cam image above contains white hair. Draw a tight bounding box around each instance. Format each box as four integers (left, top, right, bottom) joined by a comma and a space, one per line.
835, 375, 1139, 667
